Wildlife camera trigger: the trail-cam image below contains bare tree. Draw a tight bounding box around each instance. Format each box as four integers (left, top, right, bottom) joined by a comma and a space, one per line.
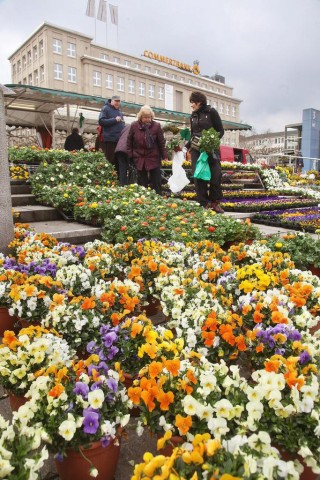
0, 85, 14, 255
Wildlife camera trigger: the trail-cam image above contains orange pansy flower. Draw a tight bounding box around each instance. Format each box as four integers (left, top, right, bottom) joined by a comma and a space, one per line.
175, 414, 192, 435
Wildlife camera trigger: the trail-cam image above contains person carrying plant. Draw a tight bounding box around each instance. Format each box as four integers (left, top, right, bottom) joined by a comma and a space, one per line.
187, 91, 225, 212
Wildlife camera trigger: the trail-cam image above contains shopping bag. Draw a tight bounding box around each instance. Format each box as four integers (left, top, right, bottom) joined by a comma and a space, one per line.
194, 152, 211, 181
168, 151, 190, 193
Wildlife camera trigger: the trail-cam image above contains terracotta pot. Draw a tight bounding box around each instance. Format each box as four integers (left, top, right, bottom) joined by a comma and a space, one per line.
0, 307, 19, 336
17, 318, 41, 329
55, 438, 120, 480
157, 435, 183, 457
7, 392, 28, 412
308, 265, 320, 277
144, 295, 161, 317
275, 445, 317, 480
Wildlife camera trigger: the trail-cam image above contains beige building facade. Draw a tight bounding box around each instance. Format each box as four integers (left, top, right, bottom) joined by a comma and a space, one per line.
9, 22, 244, 145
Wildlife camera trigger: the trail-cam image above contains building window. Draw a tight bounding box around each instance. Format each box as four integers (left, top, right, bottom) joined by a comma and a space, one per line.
67, 42, 76, 57
172, 74, 177, 80
124, 60, 130, 67
68, 66, 77, 83
23, 77, 27, 84
93, 71, 101, 86
106, 74, 113, 89
179, 76, 185, 82
226, 105, 230, 116
135, 63, 141, 70
148, 84, 155, 98
145, 66, 151, 73
12, 64, 16, 77
155, 69, 160, 75
114, 56, 120, 64
232, 106, 236, 117
158, 86, 164, 100
188, 79, 193, 85
34, 69, 39, 85
27, 50, 32, 65
22, 55, 26, 69
53, 38, 62, 54
54, 63, 63, 80
128, 79, 135, 94
28, 73, 32, 85
33, 46, 38, 61
195, 81, 200, 87
164, 72, 169, 78
40, 65, 45, 81
39, 40, 44, 56
17, 60, 21, 73
117, 77, 124, 91
219, 103, 224, 114
138, 82, 145, 96
101, 53, 108, 61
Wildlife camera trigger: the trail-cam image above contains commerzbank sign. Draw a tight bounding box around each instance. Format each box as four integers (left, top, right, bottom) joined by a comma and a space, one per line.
143, 50, 200, 75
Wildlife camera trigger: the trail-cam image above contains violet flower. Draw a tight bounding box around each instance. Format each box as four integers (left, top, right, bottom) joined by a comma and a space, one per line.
83, 410, 100, 434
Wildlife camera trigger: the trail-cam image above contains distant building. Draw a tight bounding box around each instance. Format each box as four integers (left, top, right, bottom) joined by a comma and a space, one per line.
8, 22, 247, 145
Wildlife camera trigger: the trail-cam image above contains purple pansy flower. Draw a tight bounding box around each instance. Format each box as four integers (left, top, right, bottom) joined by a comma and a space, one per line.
83, 410, 100, 434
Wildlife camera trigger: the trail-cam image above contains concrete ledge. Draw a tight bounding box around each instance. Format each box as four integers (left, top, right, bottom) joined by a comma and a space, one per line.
11, 194, 37, 207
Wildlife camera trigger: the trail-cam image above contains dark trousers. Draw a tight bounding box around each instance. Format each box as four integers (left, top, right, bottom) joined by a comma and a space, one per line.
117, 152, 130, 186
137, 167, 162, 195
191, 150, 223, 206
104, 141, 119, 179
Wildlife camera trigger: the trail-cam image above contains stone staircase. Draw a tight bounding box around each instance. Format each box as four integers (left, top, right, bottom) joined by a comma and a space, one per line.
11, 181, 102, 245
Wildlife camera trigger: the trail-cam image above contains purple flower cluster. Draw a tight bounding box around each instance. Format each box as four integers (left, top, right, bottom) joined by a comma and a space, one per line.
255, 324, 311, 364
4, 257, 57, 277
87, 324, 121, 362
57, 242, 86, 259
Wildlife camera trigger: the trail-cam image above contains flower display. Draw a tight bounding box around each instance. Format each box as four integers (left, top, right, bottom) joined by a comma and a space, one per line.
16, 358, 130, 475
128, 355, 250, 441
87, 315, 184, 377
132, 432, 300, 480
0, 325, 73, 396
0, 414, 48, 480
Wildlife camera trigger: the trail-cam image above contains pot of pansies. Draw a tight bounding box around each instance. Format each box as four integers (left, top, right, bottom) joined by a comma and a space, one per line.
16, 357, 131, 480
86, 315, 184, 384
0, 325, 73, 411
132, 431, 301, 480
128, 353, 251, 455
0, 266, 27, 335
246, 355, 320, 478
0, 413, 49, 480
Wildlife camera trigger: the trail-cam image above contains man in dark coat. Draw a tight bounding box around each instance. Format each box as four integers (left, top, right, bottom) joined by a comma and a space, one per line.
99, 95, 125, 173
188, 91, 224, 212
64, 128, 85, 151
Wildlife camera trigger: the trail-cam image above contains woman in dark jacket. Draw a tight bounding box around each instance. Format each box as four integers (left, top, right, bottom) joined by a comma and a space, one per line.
189, 91, 225, 212
127, 105, 168, 195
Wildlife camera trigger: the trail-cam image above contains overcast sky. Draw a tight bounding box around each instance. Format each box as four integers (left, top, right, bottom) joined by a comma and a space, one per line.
0, 0, 319, 133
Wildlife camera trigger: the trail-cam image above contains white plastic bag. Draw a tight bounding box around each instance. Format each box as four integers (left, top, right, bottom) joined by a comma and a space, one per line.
167, 151, 190, 193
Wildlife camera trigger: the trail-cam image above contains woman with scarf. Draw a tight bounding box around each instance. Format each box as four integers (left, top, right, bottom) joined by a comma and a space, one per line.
127, 105, 168, 195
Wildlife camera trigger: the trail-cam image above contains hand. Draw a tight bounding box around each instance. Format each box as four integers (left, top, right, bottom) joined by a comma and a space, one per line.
116, 116, 122, 122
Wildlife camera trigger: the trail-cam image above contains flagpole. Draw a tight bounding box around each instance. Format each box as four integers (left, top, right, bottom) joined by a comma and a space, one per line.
116, 5, 119, 49
106, 1, 108, 47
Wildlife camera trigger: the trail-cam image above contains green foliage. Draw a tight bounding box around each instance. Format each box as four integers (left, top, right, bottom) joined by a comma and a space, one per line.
198, 127, 221, 153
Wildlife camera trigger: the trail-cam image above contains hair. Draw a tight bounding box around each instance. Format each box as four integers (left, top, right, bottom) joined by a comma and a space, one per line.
72, 127, 79, 134
137, 105, 155, 121
189, 91, 207, 106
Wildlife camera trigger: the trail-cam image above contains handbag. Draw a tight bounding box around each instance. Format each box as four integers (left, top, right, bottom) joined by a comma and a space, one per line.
190, 135, 200, 151
193, 152, 211, 181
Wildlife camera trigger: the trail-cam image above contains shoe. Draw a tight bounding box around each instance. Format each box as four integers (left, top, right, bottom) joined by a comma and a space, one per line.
211, 201, 224, 214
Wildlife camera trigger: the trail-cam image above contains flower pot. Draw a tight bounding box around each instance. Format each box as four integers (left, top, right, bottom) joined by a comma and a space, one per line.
144, 295, 161, 317
157, 435, 183, 457
7, 392, 28, 412
17, 318, 41, 329
308, 265, 320, 277
275, 446, 317, 480
55, 438, 120, 480
0, 307, 19, 336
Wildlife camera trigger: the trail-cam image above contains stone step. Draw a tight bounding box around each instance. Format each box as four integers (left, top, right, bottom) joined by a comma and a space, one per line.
14, 205, 63, 223
11, 184, 32, 195
11, 194, 38, 207
27, 220, 102, 245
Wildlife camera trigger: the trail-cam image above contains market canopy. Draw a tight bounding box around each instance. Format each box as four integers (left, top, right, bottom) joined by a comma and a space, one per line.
4, 84, 252, 134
